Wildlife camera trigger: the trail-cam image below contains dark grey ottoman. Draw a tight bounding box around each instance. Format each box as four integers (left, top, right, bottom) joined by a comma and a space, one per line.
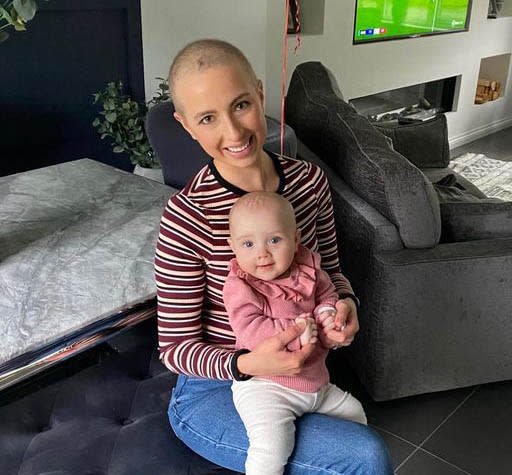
0, 319, 238, 475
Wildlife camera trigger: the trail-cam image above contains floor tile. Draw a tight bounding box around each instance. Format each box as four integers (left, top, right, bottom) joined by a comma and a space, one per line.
423, 380, 512, 475
371, 426, 417, 470
396, 448, 474, 475
327, 353, 476, 445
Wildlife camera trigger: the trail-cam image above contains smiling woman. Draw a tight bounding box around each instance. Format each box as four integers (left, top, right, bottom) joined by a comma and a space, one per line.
171, 63, 271, 190
155, 38, 393, 475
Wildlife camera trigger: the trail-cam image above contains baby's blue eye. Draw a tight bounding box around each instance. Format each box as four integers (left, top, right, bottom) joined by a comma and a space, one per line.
242, 241, 253, 248
269, 236, 281, 244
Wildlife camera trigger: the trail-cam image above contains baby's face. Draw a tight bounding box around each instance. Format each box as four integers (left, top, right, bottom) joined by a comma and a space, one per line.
229, 206, 298, 281
173, 62, 267, 173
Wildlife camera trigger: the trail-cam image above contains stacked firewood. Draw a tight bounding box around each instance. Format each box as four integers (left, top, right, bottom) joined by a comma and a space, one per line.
475, 78, 501, 104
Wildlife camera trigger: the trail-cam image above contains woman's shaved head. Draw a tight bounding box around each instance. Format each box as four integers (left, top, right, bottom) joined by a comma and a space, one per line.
169, 39, 258, 113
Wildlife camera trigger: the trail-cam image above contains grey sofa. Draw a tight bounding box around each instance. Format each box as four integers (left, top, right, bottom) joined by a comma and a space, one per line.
285, 61, 512, 401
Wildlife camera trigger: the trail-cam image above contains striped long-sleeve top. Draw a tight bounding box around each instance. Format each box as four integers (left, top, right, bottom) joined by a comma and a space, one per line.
155, 153, 354, 380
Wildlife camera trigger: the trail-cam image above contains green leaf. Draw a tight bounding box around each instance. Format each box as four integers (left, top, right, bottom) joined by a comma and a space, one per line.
105, 112, 117, 123
10, 6, 26, 30
13, 0, 37, 22
92, 118, 100, 127
0, 31, 9, 43
0, 6, 15, 25
113, 146, 124, 153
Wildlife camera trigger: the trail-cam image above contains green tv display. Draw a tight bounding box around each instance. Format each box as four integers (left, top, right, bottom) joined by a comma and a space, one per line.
354, 0, 472, 44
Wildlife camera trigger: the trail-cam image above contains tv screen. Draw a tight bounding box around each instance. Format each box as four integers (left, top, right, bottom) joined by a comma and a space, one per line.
354, 0, 472, 44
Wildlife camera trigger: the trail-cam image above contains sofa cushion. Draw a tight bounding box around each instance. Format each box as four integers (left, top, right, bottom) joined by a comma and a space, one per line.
432, 173, 488, 203
439, 201, 512, 242
429, 173, 512, 242
374, 115, 450, 169
285, 61, 441, 249
422, 168, 487, 199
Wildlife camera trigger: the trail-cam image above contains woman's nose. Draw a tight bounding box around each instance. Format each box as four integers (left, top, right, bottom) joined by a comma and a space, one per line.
223, 115, 243, 141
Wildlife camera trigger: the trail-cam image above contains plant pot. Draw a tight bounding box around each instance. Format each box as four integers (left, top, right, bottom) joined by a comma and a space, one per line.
133, 165, 164, 183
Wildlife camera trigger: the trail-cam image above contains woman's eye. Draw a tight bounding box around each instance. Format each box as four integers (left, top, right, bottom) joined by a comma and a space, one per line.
200, 115, 213, 125
235, 101, 249, 111
269, 237, 281, 244
242, 241, 253, 248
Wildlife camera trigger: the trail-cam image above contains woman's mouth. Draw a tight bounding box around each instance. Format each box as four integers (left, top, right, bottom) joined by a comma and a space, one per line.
225, 136, 254, 156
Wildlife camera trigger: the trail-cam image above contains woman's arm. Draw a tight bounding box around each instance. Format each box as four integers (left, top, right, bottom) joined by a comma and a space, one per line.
313, 166, 355, 295
312, 166, 360, 344
155, 194, 238, 379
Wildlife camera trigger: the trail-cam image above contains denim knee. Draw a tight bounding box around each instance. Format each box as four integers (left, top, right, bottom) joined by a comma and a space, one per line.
352, 428, 393, 475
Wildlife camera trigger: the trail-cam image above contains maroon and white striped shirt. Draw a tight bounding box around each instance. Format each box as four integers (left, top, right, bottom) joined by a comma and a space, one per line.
155, 154, 354, 379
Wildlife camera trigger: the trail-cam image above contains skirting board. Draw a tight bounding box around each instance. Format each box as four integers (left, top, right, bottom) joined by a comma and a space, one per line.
449, 115, 512, 150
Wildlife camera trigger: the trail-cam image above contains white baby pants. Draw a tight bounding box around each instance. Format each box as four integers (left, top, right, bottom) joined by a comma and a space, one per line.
231, 378, 367, 475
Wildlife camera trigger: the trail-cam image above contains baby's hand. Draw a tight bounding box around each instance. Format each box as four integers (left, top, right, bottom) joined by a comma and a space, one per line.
316, 309, 337, 331
295, 314, 318, 346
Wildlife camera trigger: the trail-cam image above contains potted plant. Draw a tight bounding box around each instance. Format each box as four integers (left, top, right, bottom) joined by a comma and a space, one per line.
0, 0, 48, 43
92, 79, 169, 182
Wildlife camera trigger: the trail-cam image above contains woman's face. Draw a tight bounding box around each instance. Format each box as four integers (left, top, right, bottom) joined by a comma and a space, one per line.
173, 63, 267, 173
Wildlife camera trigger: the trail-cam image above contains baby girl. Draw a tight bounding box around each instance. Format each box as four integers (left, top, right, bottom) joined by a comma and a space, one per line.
224, 191, 367, 475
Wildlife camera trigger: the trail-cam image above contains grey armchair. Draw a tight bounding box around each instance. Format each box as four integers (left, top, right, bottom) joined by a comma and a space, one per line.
285, 61, 512, 401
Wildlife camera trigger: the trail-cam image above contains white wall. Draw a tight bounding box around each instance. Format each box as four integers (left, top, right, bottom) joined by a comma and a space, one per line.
141, 0, 512, 148
265, 0, 512, 148
140, 0, 267, 101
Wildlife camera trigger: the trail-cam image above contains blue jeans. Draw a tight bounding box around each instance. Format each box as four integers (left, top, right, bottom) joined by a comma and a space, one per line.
168, 375, 393, 474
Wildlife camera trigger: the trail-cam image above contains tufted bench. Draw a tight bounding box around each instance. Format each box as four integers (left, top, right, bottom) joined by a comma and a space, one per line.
0, 319, 238, 475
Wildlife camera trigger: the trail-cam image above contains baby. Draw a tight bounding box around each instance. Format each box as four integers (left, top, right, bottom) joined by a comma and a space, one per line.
224, 191, 367, 475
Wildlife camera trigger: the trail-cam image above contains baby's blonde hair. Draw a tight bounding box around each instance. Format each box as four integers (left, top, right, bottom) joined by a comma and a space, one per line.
168, 39, 258, 113
229, 192, 296, 233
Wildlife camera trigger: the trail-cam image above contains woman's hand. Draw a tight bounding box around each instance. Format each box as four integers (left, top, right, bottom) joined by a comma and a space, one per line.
318, 298, 359, 349
237, 321, 316, 377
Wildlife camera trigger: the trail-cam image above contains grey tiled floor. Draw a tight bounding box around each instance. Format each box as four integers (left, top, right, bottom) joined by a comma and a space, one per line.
329, 352, 512, 475
332, 125, 512, 475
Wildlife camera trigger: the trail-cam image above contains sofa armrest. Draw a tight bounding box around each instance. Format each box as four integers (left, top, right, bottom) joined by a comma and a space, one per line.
297, 141, 403, 253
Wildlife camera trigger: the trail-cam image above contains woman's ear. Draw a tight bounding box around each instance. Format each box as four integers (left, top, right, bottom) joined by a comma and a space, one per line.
257, 79, 264, 106
173, 112, 196, 140
295, 229, 301, 251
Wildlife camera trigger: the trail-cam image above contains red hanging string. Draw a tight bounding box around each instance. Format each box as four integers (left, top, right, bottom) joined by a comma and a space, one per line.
280, 0, 301, 157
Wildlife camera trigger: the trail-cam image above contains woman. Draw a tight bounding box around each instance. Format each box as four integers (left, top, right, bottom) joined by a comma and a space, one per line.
155, 38, 393, 474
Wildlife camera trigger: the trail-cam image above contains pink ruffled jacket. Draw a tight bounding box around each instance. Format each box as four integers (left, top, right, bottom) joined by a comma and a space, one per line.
224, 245, 338, 392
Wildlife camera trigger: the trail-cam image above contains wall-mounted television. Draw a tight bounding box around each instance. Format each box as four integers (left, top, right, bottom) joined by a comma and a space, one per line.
353, 0, 472, 44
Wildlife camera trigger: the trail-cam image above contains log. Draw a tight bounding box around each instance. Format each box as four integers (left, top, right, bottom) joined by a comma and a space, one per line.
476, 85, 487, 96
478, 78, 491, 87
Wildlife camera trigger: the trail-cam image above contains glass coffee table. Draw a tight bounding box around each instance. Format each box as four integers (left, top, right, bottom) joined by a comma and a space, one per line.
0, 159, 177, 390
